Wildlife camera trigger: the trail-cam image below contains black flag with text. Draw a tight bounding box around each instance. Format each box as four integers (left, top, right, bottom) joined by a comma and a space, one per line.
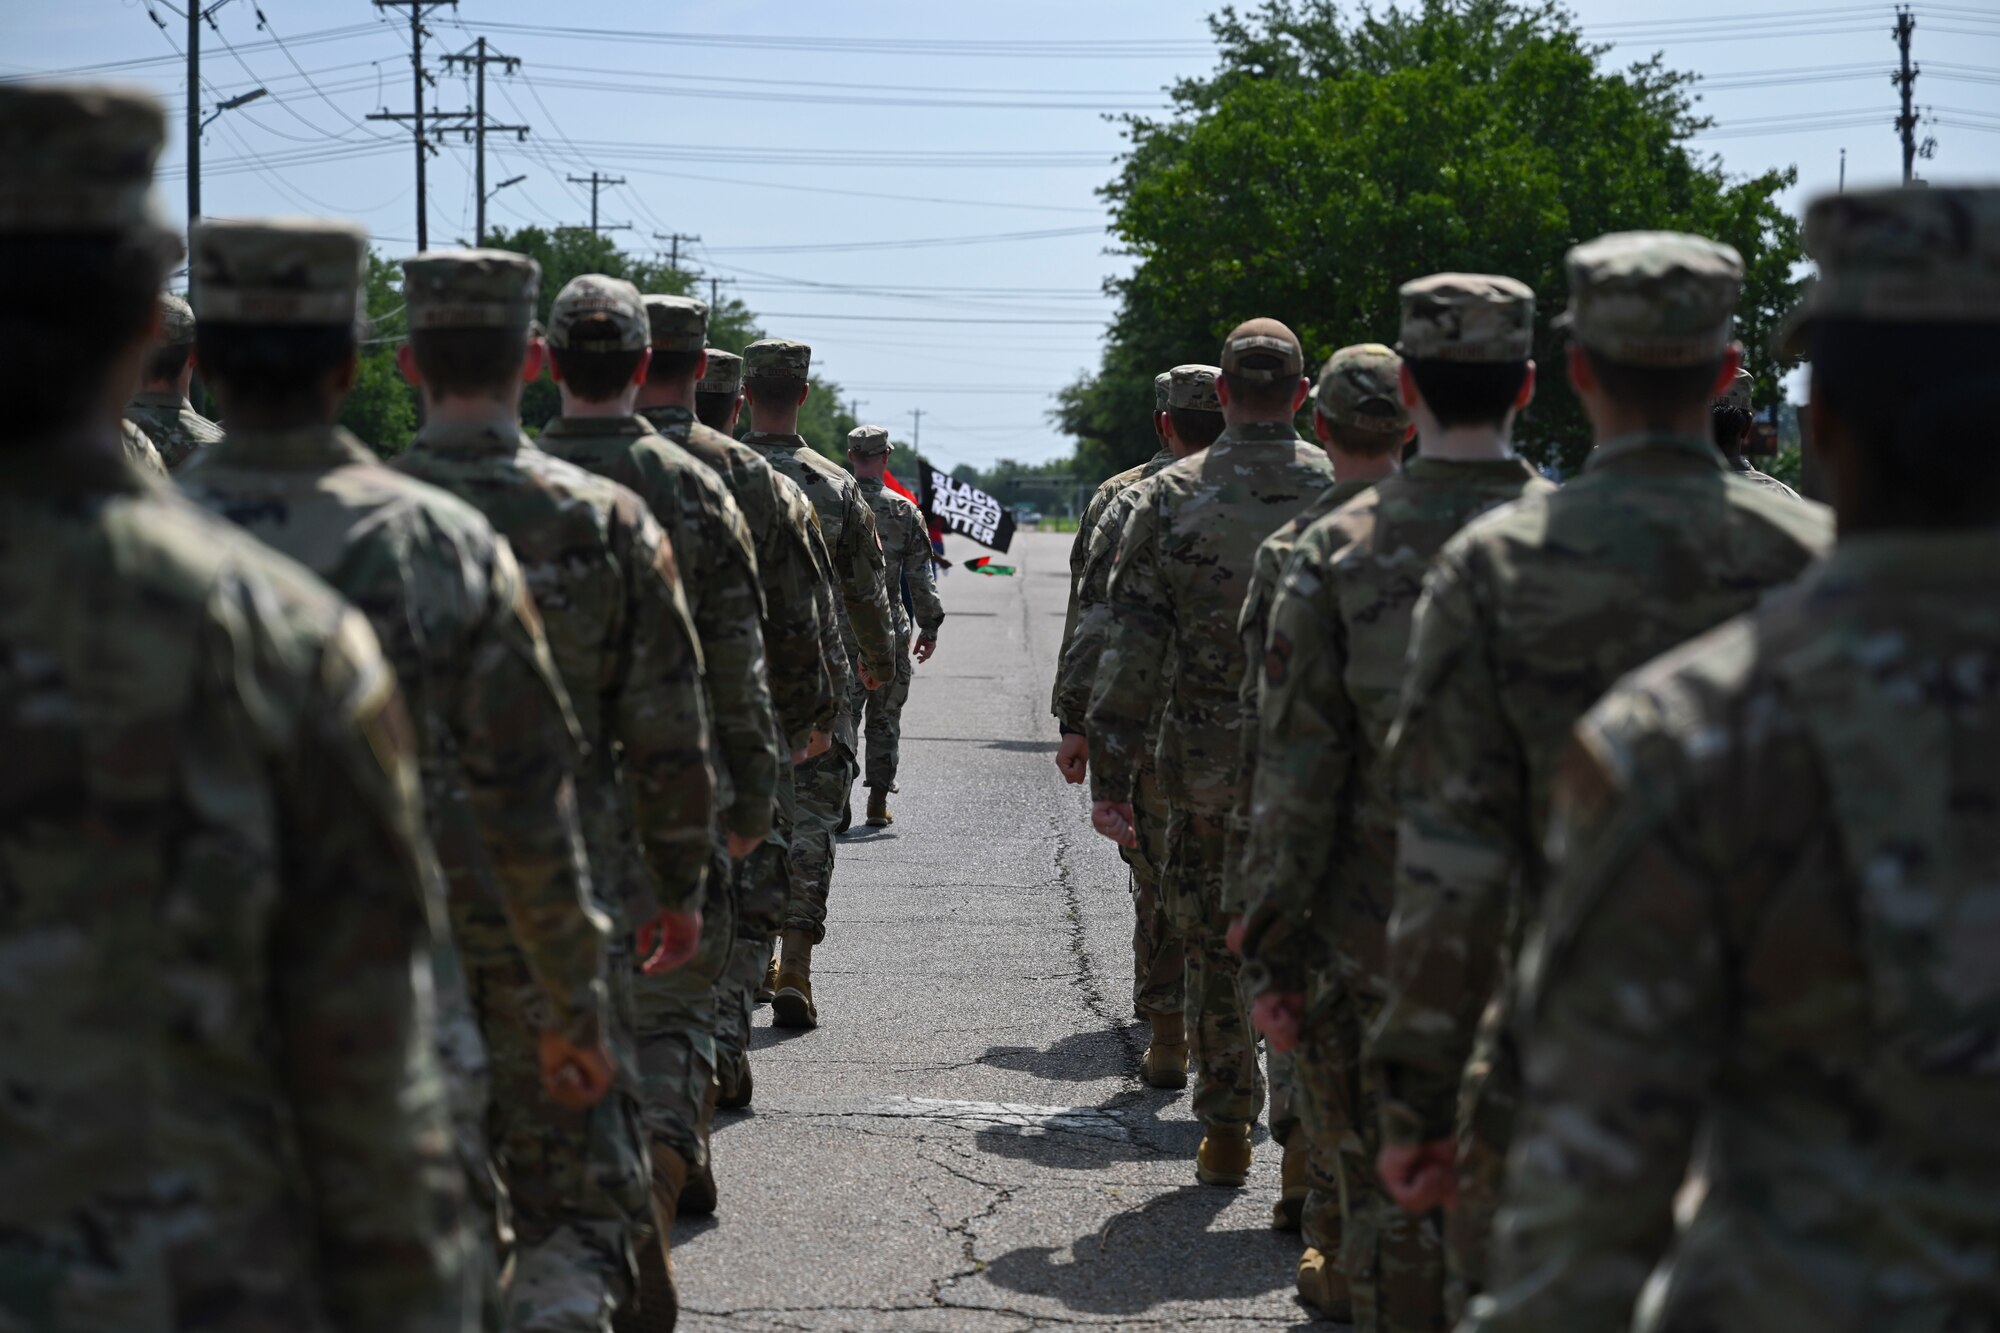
918, 459, 1016, 553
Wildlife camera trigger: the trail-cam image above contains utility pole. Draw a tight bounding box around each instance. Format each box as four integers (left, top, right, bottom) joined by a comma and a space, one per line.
1839, 147, 1847, 193
442, 37, 527, 247
651, 230, 701, 270
710, 275, 720, 308
563, 171, 630, 237
1894, 6, 1919, 185
910, 408, 923, 452
187, 2, 200, 229
369, 0, 468, 251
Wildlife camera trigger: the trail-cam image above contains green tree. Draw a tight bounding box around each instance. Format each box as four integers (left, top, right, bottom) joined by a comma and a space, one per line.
1057, 0, 1803, 476
342, 251, 419, 456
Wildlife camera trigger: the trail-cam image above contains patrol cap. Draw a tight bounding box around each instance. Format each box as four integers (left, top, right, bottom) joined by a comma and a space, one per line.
846, 424, 892, 457
1153, 370, 1172, 412
401, 248, 540, 330
643, 293, 708, 352
1557, 230, 1743, 367
1219, 317, 1305, 382
157, 292, 196, 346
1398, 273, 1535, 363
1715, 366, 1754, 412
1315, 343, 1410, 435
0, 83, 176, 246
1778, 185, 2000, 356
698, 348, 744, 395
191, 217, 366, 326
744, 338, 812, 381
1167, 363, 1221, 411
547, 273, 647, 352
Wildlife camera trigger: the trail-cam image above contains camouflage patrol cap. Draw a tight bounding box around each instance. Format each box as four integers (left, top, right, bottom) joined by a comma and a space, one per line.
191, 217, 366, 326
1777, 185, 2000, 356
1398, 273, 1535, 363
643, 293, 709, 352
547, 273, 647, 352
0, 83, 176, 246
744, 338, 812, 382
1167, 364, 1222, 411
157, 292, 196, 346
698, 348, 744, 395
846, 424, 892, 457
1219, 317, 1305, 382
1315, 343, 1410, 435
1153, 371, 1173, 412
1715, 366, 1754, 412
1557, 230, 1743, 367
401, 248, 539, 330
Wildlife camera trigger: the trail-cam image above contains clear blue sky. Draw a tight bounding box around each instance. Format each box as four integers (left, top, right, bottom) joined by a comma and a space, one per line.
6, 0, 1998, 467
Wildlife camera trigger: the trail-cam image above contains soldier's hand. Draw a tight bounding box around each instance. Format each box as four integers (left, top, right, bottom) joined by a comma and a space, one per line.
538, 1032, 615, 1110
1378, 1140, 1459, 1214
1091, 799, 1138, 848
912, 635, 937, 664
1224, 914, 1247, 956
726, 831, 763, 860
857, 660, 883, 691
1250, 992, 1305, 1052
793, 728, 833, 764
1054, 734, 1089, 784
636, 907, 703, 974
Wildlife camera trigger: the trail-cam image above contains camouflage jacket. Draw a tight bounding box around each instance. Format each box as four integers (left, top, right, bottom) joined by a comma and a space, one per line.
742, 430, 896, 684
1729, 452, 1805, 501
541, 414, 778, 843
120, 416, 166, 474
856, 476, 944, 644
1237, 458, 1551, 998
1469, 531, 2000, 1333
126, 389, 222, 469
1052, 450, 1173, 735
1087, 421, 1337, 812
1371, 431, 1834, 1144
179, 423, 608, 1045
1219, 474, 1379, 916
642, 403, 836, 748
799, 506, 855, 731
0, 436, 469, 1333
395, 418, 716, 925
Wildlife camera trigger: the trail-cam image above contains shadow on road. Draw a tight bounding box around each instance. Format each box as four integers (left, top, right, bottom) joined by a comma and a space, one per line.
969, 1092, 1217, 1170
978, 1026, 1133, 1082
976, 1185, 1301, 1316
981, 739, 1062, 754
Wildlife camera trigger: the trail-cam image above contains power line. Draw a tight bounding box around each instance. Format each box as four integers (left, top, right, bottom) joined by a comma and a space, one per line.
704, 226, 1102, 256
563, 170, 630, 237
440, 37, 529, 246
466, 22, 1215, 58
367, 0, 471, 251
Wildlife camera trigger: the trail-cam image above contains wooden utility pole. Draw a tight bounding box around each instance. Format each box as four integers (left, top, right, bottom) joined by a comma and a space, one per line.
442, 37, 527, 246
1894, 7, 1919, 184
369, 0, 468, 250
565, 171, 629, 237
651, 230, 700, 270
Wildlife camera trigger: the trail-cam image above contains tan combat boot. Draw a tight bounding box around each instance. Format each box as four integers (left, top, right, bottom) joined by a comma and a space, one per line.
1195, 1121, 1253, 1187
756, 939, 779, 1004
772, 928, 818, 1030
1272, 1131, 1308, 1230
865, 786, 893, 827
1296, 1245, 1354, 1322
679, 1078, 720, 1217
718, 1052, 753, 1110
1140, 1011, 1188, 1090
616, 1144, 689, 1333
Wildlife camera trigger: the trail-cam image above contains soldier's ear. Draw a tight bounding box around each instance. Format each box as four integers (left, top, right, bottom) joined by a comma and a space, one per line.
630, 346, 653, 390
796, 381, 811, 407
522, 337, 548, 385
396, 342, 421, 388
1515, 360, 1537, 412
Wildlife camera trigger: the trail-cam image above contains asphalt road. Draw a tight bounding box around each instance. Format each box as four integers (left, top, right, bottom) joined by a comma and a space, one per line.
677, 528, 1322, 1333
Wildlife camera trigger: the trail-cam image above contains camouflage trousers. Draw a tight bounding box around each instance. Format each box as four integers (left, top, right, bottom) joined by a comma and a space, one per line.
714, 763, 797, 1091
1298, 979, 1446, 1333
786, 737, 858, 944
1445, 1011, 1519, 1321
1126, 762, 1184, 1019
1162, 804, 1265, 1129
433, 937, 505, 1331
474, 939, 650, 1333
856, 640, 914, 791
631, 846, 736, 1170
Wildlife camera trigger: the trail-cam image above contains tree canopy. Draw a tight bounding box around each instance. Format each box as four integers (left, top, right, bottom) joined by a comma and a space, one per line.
1056, 0, 1803, 477
338, 226, 867, 459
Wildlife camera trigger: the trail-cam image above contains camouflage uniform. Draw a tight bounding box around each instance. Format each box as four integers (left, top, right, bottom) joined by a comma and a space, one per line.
1367, 235, 1835, 1313
1089, 328, 1336, 1141
1053, 370, 1180, 1022
1715, 367, 1803, 499
120, 415, 166, 473
740, 339, 897, 956
394, 259, 715, 1330
0, 83, 469, 1333
179, 231, 612, 1327
126, 293, 221, 468
1245, 302, 1554, 1332
1466, 182, 2000, 1333
536, 279, 779, 1176
1226, 342, 1407, 1261
638, 302, 835, 1103
846, 425, 944, 795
